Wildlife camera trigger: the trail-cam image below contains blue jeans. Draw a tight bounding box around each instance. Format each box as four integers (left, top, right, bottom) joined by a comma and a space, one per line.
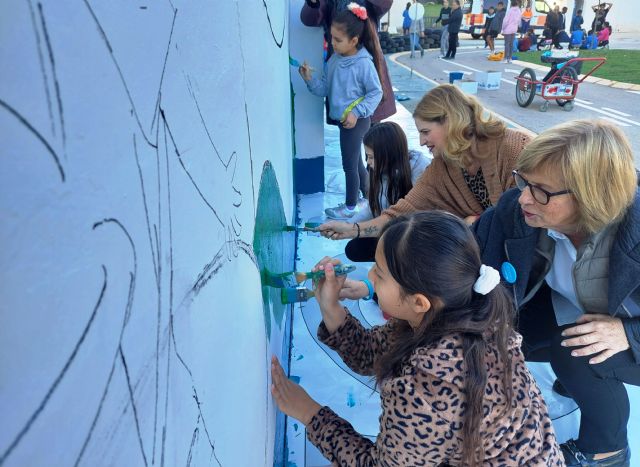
410, 32, 423, 57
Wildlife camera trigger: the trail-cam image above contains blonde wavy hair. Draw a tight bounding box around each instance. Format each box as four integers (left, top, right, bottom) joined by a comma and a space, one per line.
517, 119, 637, 233
413, 84, 505, 167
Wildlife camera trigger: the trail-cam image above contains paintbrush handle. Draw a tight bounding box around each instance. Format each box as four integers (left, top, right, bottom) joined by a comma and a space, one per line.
296, 264, 356, 283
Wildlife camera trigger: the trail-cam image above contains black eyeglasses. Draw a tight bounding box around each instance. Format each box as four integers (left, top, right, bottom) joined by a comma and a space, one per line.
512, 170, 572, 205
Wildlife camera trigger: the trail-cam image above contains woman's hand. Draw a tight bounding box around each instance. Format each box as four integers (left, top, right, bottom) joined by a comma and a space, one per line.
313, 257, 348, 332
561, 314, 630, 364
342, 111, 358, 129
271, 356, 322, 426
339, 278, 370, 300
298, 61, 313, 81
316, 221, 357, 240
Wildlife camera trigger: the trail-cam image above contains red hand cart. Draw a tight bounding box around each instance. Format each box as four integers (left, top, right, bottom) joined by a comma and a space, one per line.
515, 56, 606, 112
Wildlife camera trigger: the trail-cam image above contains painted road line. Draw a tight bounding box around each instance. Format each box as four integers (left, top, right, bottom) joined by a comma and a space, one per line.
574, 98, 593, 105
504, 68, 521, 74
628, 91, 640, 96
601, 107, 632, 118
438, 59, 516, 86
390, 54, 535, 136
573, 102, 640, 127
600, 116, 631, 127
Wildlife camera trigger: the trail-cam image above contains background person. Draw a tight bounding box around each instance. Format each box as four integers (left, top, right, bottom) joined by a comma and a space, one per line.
433, 0, 451, 57
486, 1, 505, 54
442, 0, 462, 60
402, 2, 411, 35
408, 0, 425, 58
474, 119, 640, 467
501, 0, 522, 63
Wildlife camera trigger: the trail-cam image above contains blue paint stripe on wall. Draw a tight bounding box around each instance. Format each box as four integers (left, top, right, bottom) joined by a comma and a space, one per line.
294, 157, 324, 194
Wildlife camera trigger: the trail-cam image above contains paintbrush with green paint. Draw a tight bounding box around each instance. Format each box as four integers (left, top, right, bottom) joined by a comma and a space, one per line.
289, 56, 315, 72
279, 264, 357, 304
266, 263, 356, 288
282, 222, 323, 232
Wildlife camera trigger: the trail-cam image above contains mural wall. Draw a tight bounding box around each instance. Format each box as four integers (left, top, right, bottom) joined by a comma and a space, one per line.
0, 1, 294, 465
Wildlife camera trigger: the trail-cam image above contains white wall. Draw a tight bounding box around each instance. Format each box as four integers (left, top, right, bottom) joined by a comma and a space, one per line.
0, 1, 293, 465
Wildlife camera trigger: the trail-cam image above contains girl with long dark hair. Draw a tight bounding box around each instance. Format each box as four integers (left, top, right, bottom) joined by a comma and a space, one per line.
300, 4, 385, 220
271, 211, 564, 465
346, 121, 429, 261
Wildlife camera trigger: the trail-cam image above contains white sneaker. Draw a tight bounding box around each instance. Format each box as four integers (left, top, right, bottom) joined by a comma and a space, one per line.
356, 197, 369, 210
325, 203, 358, 220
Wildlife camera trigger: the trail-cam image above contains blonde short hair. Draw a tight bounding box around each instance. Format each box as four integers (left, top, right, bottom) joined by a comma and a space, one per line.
517, 119, 637, 233
413, 84, 505, 167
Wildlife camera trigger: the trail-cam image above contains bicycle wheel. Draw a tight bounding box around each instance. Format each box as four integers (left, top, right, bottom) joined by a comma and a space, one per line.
516, 68, 536, 108
553, 66, 578, 107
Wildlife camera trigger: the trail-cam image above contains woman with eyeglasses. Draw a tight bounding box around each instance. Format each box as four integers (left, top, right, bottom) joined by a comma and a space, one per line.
474, 119, 640, 467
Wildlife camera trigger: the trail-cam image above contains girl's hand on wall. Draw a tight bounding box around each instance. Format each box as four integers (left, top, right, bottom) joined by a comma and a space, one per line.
299, 62, 313, 81
317, 221, 357, 240
339, 278, 369, 300
342, 111, 357, 129
312, 257, 348, 332
271, 356, 322, 426
561, 314, 630, 364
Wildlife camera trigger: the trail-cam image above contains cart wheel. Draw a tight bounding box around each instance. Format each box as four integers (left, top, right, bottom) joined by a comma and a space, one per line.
539, 101, 549, 112
554, 66, 578, 107
516, 68, 537, 108
562, 101, 574, 111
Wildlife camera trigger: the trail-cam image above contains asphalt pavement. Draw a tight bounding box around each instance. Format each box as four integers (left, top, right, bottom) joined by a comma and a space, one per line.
391, 39, 640, 165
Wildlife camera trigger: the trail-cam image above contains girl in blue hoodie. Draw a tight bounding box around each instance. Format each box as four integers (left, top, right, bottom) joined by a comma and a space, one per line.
300, 3, 385, 220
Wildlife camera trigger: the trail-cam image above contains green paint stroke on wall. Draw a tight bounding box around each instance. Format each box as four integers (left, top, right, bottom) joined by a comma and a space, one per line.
253, 161, 295, 339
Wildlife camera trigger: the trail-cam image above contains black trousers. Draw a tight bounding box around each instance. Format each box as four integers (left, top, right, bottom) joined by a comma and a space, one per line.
339, 118, 370, 206
445, 32, 459, 58
519, 284, 640, 453
345, 237, 378, 263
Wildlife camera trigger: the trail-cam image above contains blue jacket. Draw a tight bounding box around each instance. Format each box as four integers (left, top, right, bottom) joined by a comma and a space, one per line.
474, 188, 640, 363
306, 46, 382, 121
443, 7, 463, 34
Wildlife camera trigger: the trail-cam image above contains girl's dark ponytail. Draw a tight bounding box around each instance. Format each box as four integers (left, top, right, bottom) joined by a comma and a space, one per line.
361, 17, 387, 102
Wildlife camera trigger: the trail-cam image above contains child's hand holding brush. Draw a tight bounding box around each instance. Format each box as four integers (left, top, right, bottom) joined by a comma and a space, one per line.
312, 257, 348, 333
298, 61, 314, 81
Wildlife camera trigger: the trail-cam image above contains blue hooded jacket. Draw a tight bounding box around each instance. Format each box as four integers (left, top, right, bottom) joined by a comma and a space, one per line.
306, 46, 382, 121
473, 188, 640, 363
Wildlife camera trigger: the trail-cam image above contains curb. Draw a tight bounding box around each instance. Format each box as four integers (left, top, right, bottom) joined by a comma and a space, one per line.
510, 59, 640, 91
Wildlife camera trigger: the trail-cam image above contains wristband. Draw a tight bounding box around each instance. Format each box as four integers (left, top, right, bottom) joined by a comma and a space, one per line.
361, 278, 374, 301
354, 222, 361, 239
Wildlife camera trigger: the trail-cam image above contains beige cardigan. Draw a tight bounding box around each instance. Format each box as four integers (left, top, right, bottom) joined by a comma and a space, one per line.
383, 128, 532, 219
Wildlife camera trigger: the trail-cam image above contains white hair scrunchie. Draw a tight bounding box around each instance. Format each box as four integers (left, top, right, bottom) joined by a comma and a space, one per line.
473, 265, 501, 295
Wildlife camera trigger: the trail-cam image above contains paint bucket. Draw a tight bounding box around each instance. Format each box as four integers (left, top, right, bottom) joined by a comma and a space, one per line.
449, 71, 464, 84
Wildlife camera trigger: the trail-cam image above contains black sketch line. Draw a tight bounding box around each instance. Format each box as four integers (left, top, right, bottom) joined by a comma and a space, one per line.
234, 1, 257, 214
82, 0, 157, 148
168, 315, 222, 467
72, 219, 138, 467
160, 121, 174, 467
119, 346, 149, 467
150, 6, 177, 135
261, 0, 285, 48
27, 0, 55, 137
133, 133, 160, 286
244, 102, 257, 214
37, 2, 66, 151
0, 265, 107, 465
0, 98, 65, 182
160, 108, 225, 228
185, 418, 200, 466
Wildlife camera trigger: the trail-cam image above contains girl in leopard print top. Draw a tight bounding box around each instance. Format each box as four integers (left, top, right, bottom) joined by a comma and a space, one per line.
271, 211, 564, 466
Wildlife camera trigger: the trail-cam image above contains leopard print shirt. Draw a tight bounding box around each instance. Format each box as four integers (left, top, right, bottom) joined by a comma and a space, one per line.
462, 167, 493, 210
307, 313, 564, 466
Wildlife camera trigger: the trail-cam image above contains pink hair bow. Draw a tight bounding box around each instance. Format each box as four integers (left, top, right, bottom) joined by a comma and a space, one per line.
347, 2, 368, 20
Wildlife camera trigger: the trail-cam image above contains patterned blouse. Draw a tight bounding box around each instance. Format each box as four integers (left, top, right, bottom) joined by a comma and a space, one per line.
462, 166, 493, 209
